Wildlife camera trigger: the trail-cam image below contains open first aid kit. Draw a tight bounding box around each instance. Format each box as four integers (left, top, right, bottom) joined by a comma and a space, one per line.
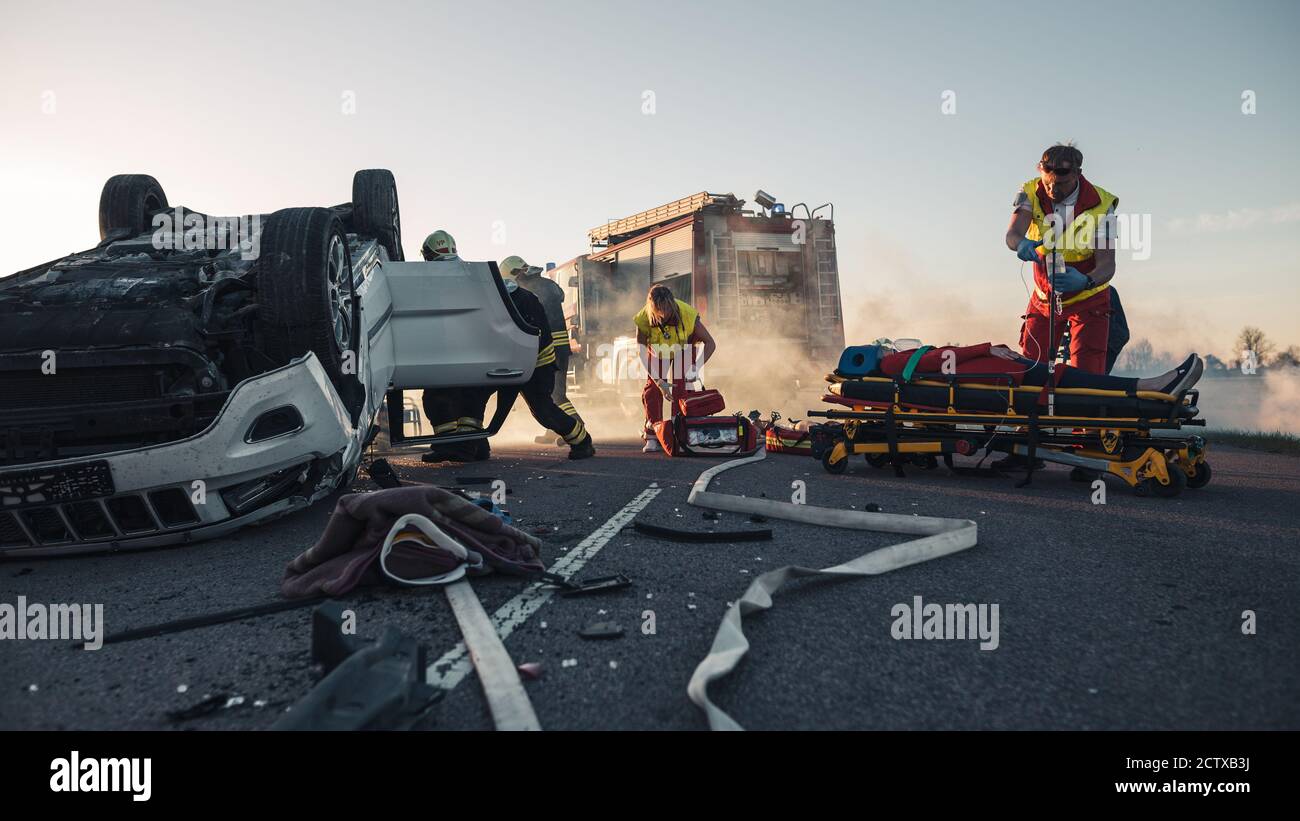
653, 382, 759, 457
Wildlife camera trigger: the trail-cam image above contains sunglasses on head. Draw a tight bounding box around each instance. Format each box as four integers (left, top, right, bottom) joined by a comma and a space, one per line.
1042, 164, 1077, 176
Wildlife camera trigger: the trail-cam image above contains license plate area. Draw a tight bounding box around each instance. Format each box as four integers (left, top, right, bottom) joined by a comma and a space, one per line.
0, 461, 115, 509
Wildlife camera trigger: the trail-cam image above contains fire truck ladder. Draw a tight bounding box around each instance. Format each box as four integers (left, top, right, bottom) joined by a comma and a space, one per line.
710, 232, 740, 322
814, 233, 841, 325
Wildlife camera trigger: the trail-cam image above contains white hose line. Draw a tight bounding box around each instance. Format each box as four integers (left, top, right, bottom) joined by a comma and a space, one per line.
685, 447, 978, 731
444, 579, 541, 731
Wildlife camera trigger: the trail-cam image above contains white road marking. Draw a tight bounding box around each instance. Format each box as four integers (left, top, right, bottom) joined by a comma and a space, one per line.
426, 484, 662, 690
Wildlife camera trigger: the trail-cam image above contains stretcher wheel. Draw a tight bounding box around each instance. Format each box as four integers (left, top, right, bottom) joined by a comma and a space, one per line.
1136, 467, 1186, 498
864, 453, 890, 469
822, 449, 848, 475
1186, 460, 1212, 489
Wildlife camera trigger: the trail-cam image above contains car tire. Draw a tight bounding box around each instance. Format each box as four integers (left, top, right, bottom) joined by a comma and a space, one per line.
352, 169, 403, 261
256, 207, 357, 387
98, 174, 168, 240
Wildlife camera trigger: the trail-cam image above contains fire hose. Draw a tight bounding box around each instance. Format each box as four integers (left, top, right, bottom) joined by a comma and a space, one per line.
685, 447, 978, 730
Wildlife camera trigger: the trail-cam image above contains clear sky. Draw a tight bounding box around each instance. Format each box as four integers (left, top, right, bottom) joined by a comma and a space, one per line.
2, 0, 1297, 360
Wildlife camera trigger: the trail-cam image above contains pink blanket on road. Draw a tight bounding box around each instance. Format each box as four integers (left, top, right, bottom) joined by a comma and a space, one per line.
281, 486, 545, 599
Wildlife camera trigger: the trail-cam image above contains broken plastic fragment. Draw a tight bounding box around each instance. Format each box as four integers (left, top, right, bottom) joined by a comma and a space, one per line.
517, 662, 543, 680
579, 621, 624, 640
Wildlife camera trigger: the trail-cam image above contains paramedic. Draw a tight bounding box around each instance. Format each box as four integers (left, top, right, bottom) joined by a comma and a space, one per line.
635, 284, 717, 453
1006, 143, 1118, 375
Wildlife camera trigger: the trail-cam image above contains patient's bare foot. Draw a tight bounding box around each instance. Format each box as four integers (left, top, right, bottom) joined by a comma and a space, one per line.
1137, 354, 1203, 395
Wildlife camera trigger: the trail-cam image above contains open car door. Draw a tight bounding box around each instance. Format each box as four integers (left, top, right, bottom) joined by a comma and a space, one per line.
379, 260, 538, 445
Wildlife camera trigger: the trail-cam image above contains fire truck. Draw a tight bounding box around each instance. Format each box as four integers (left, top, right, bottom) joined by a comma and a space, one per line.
546, 190, 844, 408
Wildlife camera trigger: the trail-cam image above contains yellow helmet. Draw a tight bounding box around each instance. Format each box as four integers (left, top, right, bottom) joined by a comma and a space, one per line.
421, 230, 457, 261
500, 255, 529, 278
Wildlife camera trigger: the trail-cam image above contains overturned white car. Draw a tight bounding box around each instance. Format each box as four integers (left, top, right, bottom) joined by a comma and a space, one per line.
0, 170, 538, 557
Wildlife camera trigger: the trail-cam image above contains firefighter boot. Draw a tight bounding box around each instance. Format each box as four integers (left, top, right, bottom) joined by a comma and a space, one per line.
568, 433, 596, 460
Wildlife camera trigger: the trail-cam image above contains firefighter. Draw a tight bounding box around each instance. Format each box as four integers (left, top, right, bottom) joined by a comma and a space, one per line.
504, 256, 587, 444
421, 230, 458, 262
414, 231, 492, 462
427, 259, 596, 462
634, 284, 717, 453
1006, 142, 1118, 374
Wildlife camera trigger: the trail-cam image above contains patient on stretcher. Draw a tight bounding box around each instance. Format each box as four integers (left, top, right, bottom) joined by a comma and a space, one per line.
866, 343, 1204, 398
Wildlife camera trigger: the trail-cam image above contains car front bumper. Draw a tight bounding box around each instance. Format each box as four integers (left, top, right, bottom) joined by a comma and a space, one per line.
0, 354, 359, 558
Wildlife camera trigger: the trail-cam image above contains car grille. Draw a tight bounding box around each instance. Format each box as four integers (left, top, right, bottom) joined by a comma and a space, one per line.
0, 367, 164, 408
0, 488, 200, 549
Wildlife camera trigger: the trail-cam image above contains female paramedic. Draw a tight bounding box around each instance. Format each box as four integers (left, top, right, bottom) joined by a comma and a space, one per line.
634, 284, 717, 452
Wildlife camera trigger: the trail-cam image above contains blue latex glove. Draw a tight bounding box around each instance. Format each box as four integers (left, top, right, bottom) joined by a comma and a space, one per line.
1050, 266, 1092, 292
1015, 238, 1042, 262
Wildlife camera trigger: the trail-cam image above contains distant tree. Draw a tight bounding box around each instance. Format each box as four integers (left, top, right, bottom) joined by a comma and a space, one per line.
1204, 354, 1229, 374
1118, 338, 1155, 373
1235, 326, 1275, 366
1275, 345, 1300, 368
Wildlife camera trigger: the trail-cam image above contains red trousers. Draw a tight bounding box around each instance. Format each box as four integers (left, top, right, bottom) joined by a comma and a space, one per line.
642, 377, 685, 427
1019, 288, 1112, 375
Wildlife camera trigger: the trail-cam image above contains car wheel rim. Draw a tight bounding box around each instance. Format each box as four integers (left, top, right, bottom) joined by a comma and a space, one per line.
327, 234, 352, 354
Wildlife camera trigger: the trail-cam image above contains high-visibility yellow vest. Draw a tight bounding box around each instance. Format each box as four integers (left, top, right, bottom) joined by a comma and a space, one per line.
633, 299, 698, 351
1023, 176, 1117, 308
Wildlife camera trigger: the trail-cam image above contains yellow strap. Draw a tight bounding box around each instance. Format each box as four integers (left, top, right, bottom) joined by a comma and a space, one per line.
1034, 280, 1110, 307
563, 421, 587, 444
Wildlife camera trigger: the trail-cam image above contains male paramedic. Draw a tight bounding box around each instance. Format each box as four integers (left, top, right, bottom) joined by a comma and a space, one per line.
1005, 143, 1119, 374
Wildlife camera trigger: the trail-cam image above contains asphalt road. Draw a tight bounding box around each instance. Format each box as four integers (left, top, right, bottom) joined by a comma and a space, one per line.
2, 438, 1297, 730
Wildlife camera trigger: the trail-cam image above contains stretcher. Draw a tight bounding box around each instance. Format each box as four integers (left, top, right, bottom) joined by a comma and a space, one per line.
807, 370, 1211, 497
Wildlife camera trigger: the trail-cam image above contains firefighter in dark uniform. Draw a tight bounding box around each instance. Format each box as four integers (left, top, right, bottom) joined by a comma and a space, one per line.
504, 256, 587, 444
422, 247, 595, 462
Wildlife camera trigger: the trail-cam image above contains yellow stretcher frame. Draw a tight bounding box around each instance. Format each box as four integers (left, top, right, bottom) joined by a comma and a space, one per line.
815, 375, 1210, 497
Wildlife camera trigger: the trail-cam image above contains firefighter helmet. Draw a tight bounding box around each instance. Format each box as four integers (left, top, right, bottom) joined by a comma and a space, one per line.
500, 255, 529, 278
421, 230, 458, 261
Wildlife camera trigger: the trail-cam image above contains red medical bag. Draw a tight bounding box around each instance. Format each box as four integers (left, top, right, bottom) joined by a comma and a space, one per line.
675, 387, 726, 418
654, 415, 758, 457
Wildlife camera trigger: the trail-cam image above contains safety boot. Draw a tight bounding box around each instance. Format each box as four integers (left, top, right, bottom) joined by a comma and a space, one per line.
568, 434, 596, 460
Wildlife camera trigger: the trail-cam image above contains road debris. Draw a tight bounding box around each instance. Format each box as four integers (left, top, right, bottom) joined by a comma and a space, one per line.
632, 520, 772, 543
579, 621, 625, 640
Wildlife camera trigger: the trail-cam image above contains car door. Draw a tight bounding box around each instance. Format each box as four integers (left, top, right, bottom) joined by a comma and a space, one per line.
379, 259, 537, 390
